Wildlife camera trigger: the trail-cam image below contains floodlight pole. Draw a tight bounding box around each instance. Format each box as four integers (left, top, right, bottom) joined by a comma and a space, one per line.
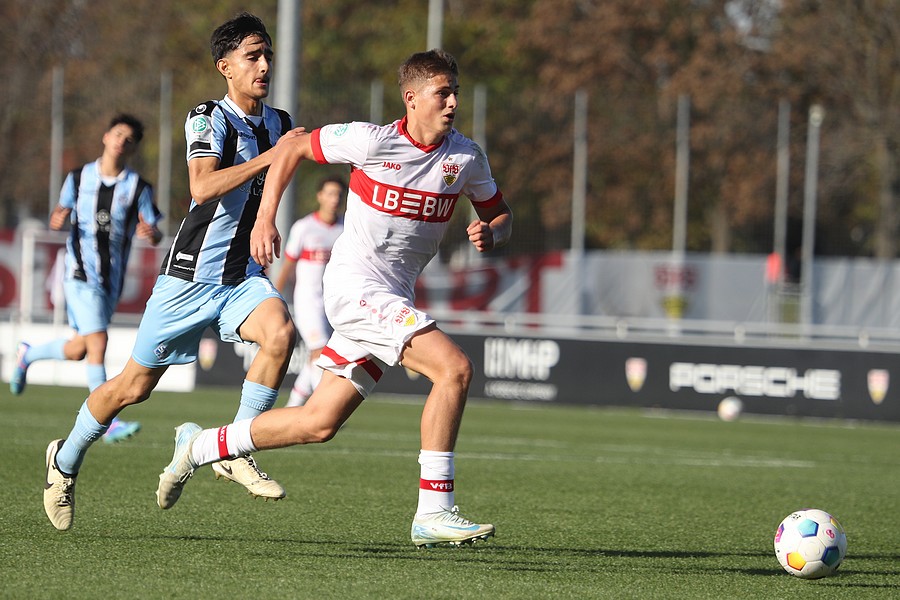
49, 66, 64, 219
427, 0, 444, 49
272, 0, 301, 281
800, 104, 824, 327
158, 71, 173, 236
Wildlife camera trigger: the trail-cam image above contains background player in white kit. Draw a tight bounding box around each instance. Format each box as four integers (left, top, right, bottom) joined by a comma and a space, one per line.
274, 176, 346, 407
157, 49, 513, 548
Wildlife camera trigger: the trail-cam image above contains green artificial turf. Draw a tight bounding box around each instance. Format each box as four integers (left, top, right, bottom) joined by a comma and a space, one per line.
1, 385, 898, 599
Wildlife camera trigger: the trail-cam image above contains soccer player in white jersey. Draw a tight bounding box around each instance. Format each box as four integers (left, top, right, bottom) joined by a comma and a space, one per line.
41, 13, 305, 531
274, 176, 346, 407
157, 49, 513, 548
12, 114, 162, 444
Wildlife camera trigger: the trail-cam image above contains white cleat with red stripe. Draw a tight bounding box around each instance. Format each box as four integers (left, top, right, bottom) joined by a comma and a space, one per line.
212, 455, 285, 501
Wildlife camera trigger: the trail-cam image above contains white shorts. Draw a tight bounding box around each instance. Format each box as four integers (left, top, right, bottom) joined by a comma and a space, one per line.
316, 287, 434, 397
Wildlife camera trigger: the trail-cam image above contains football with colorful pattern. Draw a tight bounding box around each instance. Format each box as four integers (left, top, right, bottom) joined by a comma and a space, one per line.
774, 509, 847, 579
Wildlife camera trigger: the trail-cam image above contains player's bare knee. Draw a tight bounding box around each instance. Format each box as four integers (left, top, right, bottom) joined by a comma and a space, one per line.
107, 376, 154, 407
306, 421, 341, 443
443, 353, 473, 391
263, 320, 297, 357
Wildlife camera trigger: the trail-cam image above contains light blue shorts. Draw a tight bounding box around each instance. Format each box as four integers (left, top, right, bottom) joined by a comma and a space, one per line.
132, 274, 286, 368
64, 279, 116, 336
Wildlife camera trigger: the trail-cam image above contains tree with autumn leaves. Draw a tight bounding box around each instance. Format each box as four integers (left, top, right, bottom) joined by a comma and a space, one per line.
1, 0, 896, 259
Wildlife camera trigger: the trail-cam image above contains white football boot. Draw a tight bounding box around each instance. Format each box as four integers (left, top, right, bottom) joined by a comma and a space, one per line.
212, 455, 286, 501
411, 506, 495, 548
43, 439, 77, 530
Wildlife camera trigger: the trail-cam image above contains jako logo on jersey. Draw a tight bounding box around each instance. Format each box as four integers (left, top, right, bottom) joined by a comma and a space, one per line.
176, 252, 194, 262
442, 161, 460, 185
383, 161, 401, 170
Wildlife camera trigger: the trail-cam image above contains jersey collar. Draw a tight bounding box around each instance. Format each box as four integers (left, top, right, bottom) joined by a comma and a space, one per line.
397, 116, 445, 153
222, 95, 265, 123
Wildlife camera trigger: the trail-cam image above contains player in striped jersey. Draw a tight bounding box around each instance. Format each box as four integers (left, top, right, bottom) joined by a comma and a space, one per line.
12, 114, 162, 444
158, 50, 512, 548
42, 13, 304, 531
274, 176, 346, 408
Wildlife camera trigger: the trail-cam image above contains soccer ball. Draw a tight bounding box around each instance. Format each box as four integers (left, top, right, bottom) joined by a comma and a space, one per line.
717, 396, 743, 422
774, 509, 847, 579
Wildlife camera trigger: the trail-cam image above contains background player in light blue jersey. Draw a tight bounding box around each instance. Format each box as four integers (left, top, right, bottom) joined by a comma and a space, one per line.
12, 114, 163, 444
41, 12, 304, 531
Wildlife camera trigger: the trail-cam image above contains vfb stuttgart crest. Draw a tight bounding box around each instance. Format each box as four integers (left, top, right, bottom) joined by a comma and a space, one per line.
442, 160, 460, 186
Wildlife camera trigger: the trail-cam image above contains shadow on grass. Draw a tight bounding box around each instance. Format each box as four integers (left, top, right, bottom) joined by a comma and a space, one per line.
99, 530, 898, 587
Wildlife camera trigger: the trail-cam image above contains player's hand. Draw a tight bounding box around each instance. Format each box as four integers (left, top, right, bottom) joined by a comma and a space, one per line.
467, 219, 494, 252
273, 127, 307, 149
251, 219, 281, 266
136, 214, 155, 240
49, 206, 71, 231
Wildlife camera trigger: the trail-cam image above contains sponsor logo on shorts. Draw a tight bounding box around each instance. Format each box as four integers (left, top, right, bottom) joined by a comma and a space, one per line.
393, 306, 417, 327
154, 343, 169, 359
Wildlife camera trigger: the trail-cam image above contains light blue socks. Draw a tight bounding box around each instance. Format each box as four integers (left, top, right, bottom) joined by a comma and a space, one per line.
56, 402, 108, 476
23, 339, 67, 364
233, 380, 278, 421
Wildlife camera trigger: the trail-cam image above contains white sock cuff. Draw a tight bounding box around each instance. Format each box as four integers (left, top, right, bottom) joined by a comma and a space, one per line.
418, 449, 455, 480
190, 418, 257, 466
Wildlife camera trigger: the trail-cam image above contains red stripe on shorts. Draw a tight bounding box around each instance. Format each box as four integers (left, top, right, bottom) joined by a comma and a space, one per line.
360, 358, 383, 382
420, 479, 454, 492
321, 345, 350, 366
217, 426, 229, 459
321, 346, 383, 383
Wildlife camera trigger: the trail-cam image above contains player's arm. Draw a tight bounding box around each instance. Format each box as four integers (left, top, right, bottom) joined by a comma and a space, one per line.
251, 131, 316, 266
188, 153, 270, 205
189, 127, 306, 205
50, 172, 76, 230
468, 198, 513, 253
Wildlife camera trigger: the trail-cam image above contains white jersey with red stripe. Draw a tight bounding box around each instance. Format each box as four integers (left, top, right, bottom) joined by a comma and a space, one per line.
308, 117, 503, 393
283, 212, 343, 308
283, 211, 343, 349
310, 117, 503, 300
